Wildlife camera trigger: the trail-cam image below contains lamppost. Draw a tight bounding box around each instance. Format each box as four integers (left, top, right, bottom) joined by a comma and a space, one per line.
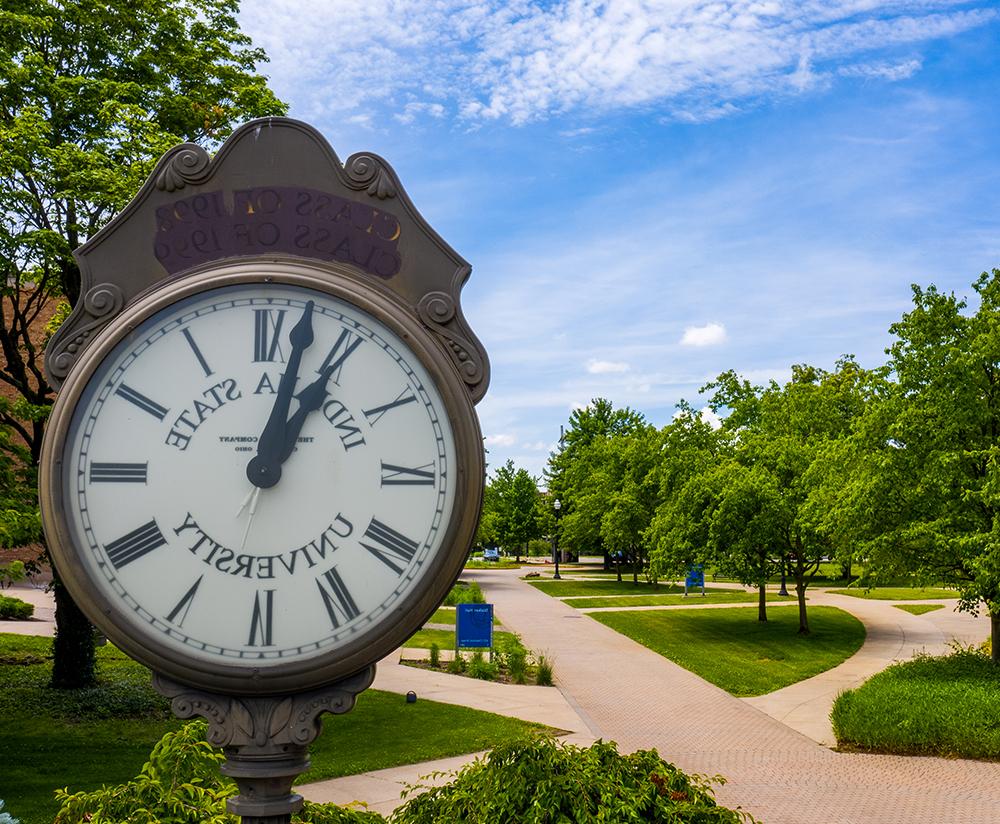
552, 498, 562, 580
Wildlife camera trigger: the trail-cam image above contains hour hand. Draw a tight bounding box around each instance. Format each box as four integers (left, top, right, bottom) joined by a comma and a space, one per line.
279, 365, 335, 463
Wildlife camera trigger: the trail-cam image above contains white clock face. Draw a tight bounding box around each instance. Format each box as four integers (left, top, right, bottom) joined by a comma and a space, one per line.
60, 281, 457, 670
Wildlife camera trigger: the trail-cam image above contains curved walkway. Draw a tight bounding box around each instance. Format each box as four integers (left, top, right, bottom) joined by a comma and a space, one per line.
470, 568, 1000, 824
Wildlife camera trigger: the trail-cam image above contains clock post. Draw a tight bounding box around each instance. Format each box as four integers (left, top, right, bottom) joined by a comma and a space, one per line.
39, 119, 489, 823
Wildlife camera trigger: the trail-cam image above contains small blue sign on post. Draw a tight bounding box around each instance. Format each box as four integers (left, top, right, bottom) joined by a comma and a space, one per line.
685, 564, 705, 596
456, 603, 493, 657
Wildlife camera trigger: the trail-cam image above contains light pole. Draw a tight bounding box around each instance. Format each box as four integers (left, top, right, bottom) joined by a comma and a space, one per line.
552, 498, 562, 580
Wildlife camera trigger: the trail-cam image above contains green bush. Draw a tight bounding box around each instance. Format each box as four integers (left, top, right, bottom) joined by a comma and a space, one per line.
428, 643, 440, 669
442, 582, 485, 606
534, 654, 554, 687
53, 721, 384, 823
395, 737, 757, 823
0, 560, 26, 588
506, 646, 527, 684
446, 655, 466, 674
0, 596, 32, 620
832, 647, 1000, 759
466, 650, 498, 681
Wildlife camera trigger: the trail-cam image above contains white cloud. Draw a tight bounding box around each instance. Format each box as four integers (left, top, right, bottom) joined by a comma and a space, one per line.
680, 323, 728, 347
586, 358, 630, 374
240, 1, 996, 125
700, 407, 723, 430
485, 433, 517, 447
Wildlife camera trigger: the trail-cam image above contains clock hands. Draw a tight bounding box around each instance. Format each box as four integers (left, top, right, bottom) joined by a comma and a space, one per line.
238, 487, 262, 551
279, 363, 336, 463
246, 301, 315, 489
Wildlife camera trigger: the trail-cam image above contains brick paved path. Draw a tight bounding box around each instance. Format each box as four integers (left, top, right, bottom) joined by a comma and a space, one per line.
471, 569, 1000, 824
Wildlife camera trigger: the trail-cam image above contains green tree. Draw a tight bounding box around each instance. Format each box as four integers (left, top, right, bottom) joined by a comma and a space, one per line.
482, 460, 540, 561
646, 403, 729, 584
546, 398, 646, 564
0, 0, 286, 687
838, 272, 1000, 661
702, 359, 872, 633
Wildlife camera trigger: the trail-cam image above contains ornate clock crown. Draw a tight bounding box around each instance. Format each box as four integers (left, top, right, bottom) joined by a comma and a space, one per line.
46, 118, 489, 404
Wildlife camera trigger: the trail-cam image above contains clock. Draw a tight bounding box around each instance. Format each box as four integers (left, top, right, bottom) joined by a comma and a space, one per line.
40, 258, 484, 695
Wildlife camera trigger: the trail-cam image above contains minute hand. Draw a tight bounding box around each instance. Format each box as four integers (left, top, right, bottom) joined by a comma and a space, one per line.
247, 301, 315, 488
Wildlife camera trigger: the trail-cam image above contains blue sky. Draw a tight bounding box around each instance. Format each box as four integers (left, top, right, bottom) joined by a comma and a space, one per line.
238, 1, 1000, 480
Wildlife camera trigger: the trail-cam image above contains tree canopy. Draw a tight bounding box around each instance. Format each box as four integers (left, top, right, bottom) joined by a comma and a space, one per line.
0, 0, 286, 686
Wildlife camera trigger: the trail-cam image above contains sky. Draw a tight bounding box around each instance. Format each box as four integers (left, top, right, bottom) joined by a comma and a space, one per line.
237, 0, 1000, 480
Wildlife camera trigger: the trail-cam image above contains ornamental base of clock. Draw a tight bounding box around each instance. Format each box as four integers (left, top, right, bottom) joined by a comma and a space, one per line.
152, 667, 376, 824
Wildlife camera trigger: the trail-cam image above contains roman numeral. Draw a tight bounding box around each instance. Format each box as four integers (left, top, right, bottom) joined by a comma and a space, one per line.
165, 576, 203, 627
248, 590, 275, 646
316, 566, 361, 628
363, 388, 417, 426
381, 461, 435, 486
361, 518, 419, 575
181, 327, 213, 376
317, 328, 364, 384
115, 384, 168, 421
253, 309, 287, 362
104, 520, 167, 569
89, 462, 148, 483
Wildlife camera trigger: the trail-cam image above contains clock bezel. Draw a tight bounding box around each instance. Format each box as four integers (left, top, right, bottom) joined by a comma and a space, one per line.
39, 258, 485, 695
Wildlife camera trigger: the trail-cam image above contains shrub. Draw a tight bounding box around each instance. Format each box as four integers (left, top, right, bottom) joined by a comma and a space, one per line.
428, 643, 440, 668
534, 654, 554, 686
466, 650, 498, 681
446, 655, 466, 674
442, 581, 485, 606
395, 737, 757, 823
54, 721, 385, 823
0, 596, 32, 620
0, 560, 26, 589
506, 646, 527, 684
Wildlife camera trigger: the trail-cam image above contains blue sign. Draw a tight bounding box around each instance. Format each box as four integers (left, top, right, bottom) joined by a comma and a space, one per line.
456, 603, 493, 649
685, 564, 705, 588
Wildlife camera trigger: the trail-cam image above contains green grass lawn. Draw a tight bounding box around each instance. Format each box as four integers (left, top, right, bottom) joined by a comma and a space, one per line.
404, 628, 519, 649
528, 579, 689, 597
832, 649, 1000, 759
427, 607, 499, 625
0, 634, 549, 824
893, 603, 946, 615
591, 605, 866, 696
828, 586, 957, 600
567, 591, 797, 609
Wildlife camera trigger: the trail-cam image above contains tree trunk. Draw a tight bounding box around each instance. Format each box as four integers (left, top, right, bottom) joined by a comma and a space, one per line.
992, 612, 999, 665
632, 548, 638, 585
757, 582, 768, 622
615, 556, 622, 582
50, 569, 97, 689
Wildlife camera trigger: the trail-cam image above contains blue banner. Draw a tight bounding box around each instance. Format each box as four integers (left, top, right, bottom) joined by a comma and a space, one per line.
456, 603, 493, 649
685, 564, 705, 588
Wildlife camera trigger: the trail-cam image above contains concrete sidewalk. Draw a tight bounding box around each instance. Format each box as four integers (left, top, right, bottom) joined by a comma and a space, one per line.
470, 568, 1000, 824
5, 575, 996, 822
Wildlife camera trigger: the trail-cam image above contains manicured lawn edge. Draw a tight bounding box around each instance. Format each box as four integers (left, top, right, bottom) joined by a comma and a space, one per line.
832, 649, 1000, 760
591, 605, 865, 696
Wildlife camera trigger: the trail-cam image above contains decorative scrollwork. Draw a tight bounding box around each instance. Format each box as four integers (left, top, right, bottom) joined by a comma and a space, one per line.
48, 283, 125, 382
417, 291, 484, 388
155, 146, 212, 192
345, 153, 398, 200
152, 667, 375, 749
